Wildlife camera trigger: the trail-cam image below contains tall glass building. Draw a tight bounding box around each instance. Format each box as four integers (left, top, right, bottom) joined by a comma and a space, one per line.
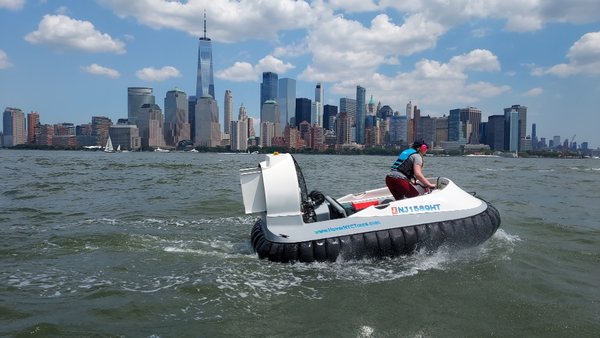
261, 72, 278, 117
356, 86, 366, 144
503, 104, 527, 151
127, 87, 154, 125
223, 90, 232, 135
295, 98, 312, 127
196, 12, 215, 99
277, 78, 296, 128
164, 88, 190, 146
3, 107, 26, 147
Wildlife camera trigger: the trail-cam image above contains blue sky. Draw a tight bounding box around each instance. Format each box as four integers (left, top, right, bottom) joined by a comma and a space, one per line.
1, 0, 599, 148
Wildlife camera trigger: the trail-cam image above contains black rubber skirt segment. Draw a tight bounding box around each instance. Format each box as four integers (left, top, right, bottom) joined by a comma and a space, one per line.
250, 202, 501, 263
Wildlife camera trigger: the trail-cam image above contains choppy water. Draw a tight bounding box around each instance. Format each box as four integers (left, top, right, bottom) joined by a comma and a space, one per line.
1, 150, 598, 337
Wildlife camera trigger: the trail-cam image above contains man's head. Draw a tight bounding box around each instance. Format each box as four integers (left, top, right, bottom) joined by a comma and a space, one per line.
412, 140, 428, 153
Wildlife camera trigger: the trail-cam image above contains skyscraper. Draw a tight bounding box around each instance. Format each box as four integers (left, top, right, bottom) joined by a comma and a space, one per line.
323, 104, 338, 131
356, 86, 366, 144
3, 107, 26, 147
295, 98, 312, 127
224, 90, 232, 135
339, 98, 357, 121
231, 119, 248, 151
194, 95, 221, 147
449, 106, 482, 144
448, 109, 461, 142
164, 88, 190, 147
27, 111, 39, 144
196, 12, 215, 99
314, 83, 324, 127
128, 87, 154, 125
91, 116, 112, 147
261, 100, 281, 138
487, 115, 505, 151
137, 104, 165, 149
277, 78, 296, 128
504, 104, 527, 150
389, 115, 408, 145
261, 72, 278, 118
507, 110, 519, 152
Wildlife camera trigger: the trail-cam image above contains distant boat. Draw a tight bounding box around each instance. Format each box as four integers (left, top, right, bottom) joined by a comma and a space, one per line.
104, 136, 114, 153
116, 144, 121, 152
189, 148, 199, 153
154, 147, 170, 153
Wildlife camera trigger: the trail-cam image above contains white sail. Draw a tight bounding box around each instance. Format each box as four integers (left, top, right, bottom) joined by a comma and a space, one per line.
104, 136, 114, 152
116, 144, 121, 152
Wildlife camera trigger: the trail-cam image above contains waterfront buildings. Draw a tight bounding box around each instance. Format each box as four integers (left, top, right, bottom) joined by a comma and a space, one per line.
486, 115, 505, 151
109, 120, 141, 151
194, 95, 221, 147
356, 86, 366, 144
230, 119, 248, 151
223, 90, 232, 135
504, 105, 527, 151
277, 78, 296, 129
323, 104, 337, 131
127, 87, 154, 126
506, 110, 520, 152
164, 88, 190, 147
260, 100, 281, 139
91, 116, 112, 147
137, 104, 165, 149
449, 107, 482, 145
295, 98, 311, 127
313, 83, 324, 128
389, 115, 408, 145
27, 111, 39, 144
3, 107, 26, 147
190, 12, 220, 148
196, 12, 215, 100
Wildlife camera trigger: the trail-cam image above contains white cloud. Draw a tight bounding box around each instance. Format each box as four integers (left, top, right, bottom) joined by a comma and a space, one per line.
24, 14, 125, 54
328, 49, 510, 114
380, 0, 600, 32
533, 31, 600, 77
256, 55, 295, 74
82, 63, 120, 79
0, 0, 25, 10
215, 62, 256, 82
449, 49, 501, 72
298, 13, 446, 82
135, 66, 181, 82
216, 55, 294, 82
327, 0, 378, 13
0, 49, 13, 69
273, 40, 310, 58
98, 0, 316, 43
523, 87, 543, 97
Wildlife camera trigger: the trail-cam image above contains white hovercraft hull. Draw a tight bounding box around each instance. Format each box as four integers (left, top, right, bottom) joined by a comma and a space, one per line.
241, 153, 501, 263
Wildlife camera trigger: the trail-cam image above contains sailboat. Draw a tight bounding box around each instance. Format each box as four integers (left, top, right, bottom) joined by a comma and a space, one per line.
104, 136, 115, 153
116, 144, 121, 152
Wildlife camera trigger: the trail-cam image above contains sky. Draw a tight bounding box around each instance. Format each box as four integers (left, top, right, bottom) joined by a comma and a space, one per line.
1, 0, 599, 148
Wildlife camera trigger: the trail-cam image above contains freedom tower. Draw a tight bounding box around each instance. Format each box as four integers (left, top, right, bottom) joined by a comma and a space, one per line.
196, 12, 215, 99
193, 12, 220, 147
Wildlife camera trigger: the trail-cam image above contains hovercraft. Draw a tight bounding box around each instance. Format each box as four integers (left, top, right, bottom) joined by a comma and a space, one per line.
240, 153, 501, 263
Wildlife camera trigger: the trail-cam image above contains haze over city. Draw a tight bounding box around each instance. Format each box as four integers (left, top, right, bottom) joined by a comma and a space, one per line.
1, 0, 599, 147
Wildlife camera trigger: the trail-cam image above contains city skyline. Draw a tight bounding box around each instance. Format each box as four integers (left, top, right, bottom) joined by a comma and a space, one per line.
1, 1, 599, 147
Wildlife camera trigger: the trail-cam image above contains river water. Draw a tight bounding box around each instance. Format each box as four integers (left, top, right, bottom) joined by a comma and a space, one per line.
1, 150, 598, 337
